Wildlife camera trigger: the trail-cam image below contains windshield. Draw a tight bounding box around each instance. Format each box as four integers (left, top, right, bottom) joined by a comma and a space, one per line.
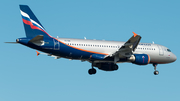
167, 49, 171, 52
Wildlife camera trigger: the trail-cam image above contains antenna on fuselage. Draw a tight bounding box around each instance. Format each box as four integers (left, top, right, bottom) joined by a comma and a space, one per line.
84, 37, 86, 39
152, 41, 154, 44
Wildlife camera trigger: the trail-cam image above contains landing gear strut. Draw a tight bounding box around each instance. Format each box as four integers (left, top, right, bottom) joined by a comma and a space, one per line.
153, 63, 159, 75
88, 62, 97, 75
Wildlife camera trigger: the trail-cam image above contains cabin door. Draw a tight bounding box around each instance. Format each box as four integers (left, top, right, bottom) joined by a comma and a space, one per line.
53, 39, 60, 50
157, 45, 164, 56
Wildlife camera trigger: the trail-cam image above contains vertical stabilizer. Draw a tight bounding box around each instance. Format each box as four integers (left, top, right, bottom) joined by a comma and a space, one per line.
20, 5, 51, 38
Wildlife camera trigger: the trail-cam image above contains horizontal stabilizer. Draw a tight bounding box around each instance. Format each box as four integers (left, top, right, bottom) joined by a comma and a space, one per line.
29, 35, 44, 46
29, 35, 43, 42
4, 42, 19, 44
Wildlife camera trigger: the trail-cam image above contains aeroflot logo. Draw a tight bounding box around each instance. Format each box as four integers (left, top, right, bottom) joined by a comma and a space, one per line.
20, 10, 45, 31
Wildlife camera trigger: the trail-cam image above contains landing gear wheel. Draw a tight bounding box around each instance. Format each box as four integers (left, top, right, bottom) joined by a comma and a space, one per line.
88, 68, 96, 75
153, 63, 159, 75
154, 71, 159, 75
114, 64, 119, 70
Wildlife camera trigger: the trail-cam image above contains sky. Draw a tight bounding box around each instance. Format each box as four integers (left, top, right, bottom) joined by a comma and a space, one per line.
0, 0, 180, 101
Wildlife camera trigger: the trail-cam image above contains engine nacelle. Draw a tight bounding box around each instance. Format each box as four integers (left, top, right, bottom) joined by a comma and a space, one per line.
129, 54, 150, 65
93, 63, 118, 71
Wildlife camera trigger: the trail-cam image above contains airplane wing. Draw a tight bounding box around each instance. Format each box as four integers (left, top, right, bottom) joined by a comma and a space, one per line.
110, 32, 141, 62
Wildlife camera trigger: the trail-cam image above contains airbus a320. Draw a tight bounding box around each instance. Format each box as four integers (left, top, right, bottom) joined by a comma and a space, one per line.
7, 5, 177, 75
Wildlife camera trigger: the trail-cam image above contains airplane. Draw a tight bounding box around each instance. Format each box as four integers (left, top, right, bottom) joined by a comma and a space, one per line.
7, 5, 177, 75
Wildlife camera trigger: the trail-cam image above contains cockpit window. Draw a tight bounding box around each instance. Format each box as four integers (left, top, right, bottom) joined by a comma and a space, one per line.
167, 49, 171, 52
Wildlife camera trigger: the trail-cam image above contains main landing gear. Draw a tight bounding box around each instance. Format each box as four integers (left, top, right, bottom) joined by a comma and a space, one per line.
153, 63, 159, 75
88, 62, 96, 75
88, 68, 96, 75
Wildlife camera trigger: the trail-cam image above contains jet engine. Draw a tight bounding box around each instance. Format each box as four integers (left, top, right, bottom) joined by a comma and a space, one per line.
93, 63, 119, 71
129, 54, 150, 65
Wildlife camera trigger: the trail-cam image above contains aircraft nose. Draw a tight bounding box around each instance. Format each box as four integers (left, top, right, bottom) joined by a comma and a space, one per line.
172, 53, 177, 62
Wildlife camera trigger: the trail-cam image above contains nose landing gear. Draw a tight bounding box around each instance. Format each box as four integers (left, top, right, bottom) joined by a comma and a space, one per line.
153, 63, 159, 75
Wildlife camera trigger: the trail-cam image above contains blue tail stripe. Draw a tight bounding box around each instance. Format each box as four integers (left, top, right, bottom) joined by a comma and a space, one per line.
21, 16, 30, 21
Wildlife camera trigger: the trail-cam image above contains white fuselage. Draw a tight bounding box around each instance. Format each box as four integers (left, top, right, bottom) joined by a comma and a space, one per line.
57, 38, 176, 64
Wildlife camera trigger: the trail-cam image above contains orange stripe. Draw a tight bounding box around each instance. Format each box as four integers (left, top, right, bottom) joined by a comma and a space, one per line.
53, 38, 109, 55
147, 55, 150, 64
